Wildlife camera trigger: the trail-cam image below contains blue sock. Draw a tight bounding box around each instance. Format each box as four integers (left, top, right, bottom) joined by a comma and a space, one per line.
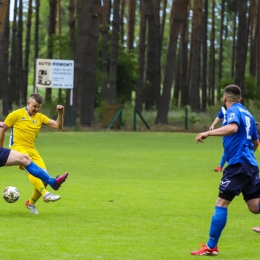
258, 202, 260, 212
220, 153, 227, 168
207, 206, 227, 249
25, 162, 55, 186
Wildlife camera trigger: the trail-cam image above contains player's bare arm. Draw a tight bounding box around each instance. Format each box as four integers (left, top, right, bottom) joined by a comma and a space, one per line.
196, 123, 238, 144
46, 105, 64, 130
253, 139, 259, 152
209, 117, 221, 131
0, 124, 9, 147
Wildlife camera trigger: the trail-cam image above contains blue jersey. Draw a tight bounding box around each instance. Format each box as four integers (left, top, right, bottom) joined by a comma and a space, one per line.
217, 106, 226, 120
222, 103, 258, 166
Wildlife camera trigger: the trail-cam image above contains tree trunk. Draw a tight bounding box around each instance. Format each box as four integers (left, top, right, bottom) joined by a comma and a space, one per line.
208, 0, 215, 106
16, 0, 23, 105
107, 0, 120, 104
189, 0, 203, 112
135, 0, 146, 112
79, 0, 101, 126
160, 0, 167, 43
77, 0, 83, 21
46, 0, 57, 102
119, 0, 125, 46
155, 0, 189, 124
249, 0, 257, 77
231, 2, 237, 79
235, 0, 249, 101
73, 0, 86, 125
159, 0, 167, 105
101, 0, 110, 102
23, 0, 32, 104
126, 0, 136, 51
201, 0, 208, 111
173, 53, 181, 107
9, 0, 18, 110
56, 0, 62, 102
64, 0, 75, 126
154, 0, 161, 109
0, 0, 10, 116
144, 0, 157, 110
33, 0, 40, 93
217, 0, 225, 101
180, 5, 189, 107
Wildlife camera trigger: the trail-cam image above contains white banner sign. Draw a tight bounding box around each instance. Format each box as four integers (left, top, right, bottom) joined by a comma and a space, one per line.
35, 59, 74, 89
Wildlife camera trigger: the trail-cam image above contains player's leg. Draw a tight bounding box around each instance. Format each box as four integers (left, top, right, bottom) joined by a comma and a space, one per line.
219, 152, 227, 169
21, 149, 60, 214
26, 150, 61, 201
207, 197, 230, 247
242, 165, 260, 214
246, 195, 260, 232
191, 165, 242, 256
6, 149, 67, 189
242, 169, 260, 232
8, 149, 57, 185
26, 174, 61, 214
191, 196, 231, 256
214, 151, 226, 172
26, 148, 68, 190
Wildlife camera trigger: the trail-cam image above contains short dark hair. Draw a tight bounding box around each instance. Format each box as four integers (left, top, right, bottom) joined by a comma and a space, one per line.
224, 85, 241, 101
29, 93, 43, 104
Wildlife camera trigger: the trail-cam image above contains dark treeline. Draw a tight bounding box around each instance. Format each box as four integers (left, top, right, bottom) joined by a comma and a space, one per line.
0, 0, 259, 126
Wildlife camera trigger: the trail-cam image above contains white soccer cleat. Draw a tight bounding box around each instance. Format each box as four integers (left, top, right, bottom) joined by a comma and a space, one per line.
25, 200, 39, 214
43, 192, 61, 203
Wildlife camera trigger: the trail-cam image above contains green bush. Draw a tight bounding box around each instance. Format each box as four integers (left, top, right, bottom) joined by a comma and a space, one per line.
219, 75, 260, 101
244, 75, 260, 100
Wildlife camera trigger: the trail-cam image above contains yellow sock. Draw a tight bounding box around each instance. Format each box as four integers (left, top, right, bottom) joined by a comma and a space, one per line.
28, 174, 49, 204
29, 195, 37, 205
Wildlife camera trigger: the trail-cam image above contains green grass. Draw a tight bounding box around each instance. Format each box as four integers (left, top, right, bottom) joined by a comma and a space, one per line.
1, 132, 260, 259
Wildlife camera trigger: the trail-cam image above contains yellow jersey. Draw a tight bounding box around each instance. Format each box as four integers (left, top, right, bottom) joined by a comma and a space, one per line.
4, 107, 50, 149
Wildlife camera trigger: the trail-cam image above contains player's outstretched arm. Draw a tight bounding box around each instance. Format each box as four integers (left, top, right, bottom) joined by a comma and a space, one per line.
196, 132, 209, 143
46, 105, 64, 130
209, 117, 221, 131
196, 123, 238, 144
253, 139, 259, 152
0, 124, 9, 148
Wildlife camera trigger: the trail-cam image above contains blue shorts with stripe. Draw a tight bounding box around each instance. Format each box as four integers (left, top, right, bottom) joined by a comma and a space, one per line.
219, 163, 260, 200
0, 148, 11, 167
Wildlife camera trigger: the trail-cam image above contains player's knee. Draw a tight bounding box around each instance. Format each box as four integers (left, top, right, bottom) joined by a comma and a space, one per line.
19, 154, 31, 166
248, 206, 259, 214
247, 200, 260, 214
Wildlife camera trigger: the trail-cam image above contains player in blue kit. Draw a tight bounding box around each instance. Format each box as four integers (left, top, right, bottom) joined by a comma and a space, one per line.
191, 85, 260, 256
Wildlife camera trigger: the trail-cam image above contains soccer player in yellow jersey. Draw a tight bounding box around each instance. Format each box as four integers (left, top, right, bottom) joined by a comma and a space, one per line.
0, 93, 69, 214
0, 122, 68, 191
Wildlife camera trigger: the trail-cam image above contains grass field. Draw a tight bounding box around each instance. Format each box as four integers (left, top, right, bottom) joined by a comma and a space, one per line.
1, 132, 260, 259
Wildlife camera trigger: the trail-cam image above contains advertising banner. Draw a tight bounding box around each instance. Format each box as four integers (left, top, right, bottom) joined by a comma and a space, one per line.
35, 59, 74, 89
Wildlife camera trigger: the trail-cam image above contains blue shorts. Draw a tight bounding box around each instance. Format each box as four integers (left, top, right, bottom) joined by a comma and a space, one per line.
0, 148, 11, 167
220, 163, 260, 200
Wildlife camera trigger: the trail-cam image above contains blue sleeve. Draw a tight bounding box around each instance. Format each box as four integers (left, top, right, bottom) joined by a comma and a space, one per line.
225, 111, 240, 126
217, 109, 223, 119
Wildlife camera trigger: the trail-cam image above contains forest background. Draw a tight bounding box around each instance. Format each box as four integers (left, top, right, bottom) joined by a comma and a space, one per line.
0, 0, 260, 131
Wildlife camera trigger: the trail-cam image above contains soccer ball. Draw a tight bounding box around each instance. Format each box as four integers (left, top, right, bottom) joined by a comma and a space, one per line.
3, 186, 20, 203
